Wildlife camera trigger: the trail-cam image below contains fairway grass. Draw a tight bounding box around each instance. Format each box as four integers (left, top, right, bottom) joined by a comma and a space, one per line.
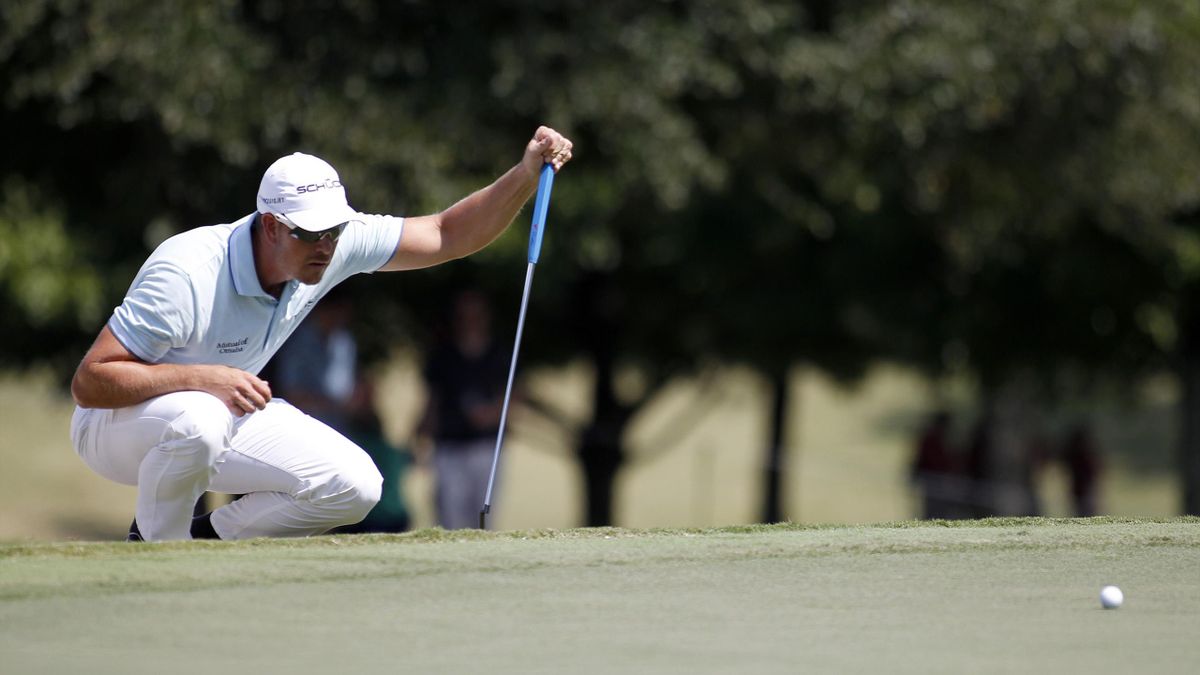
2, 518, 1198, 674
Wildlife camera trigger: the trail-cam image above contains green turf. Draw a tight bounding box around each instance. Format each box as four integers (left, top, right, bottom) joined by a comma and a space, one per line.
2, 518, 1198, 674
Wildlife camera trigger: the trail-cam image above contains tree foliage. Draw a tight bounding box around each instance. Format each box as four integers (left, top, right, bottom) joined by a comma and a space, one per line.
5, 1, 1200, 518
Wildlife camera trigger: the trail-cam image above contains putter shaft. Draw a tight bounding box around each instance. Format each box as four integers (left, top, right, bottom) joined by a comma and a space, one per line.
480, 262, 537, 528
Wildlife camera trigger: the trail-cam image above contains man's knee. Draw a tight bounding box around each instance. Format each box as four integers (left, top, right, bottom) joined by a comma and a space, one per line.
343, 465, 383, 522
159, 394, 232, 469
311, 463, 383, 526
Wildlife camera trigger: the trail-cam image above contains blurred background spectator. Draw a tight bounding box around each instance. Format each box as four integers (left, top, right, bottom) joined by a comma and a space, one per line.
417, 290, 510, 529
274, 288, 411, 533
964, 412, 995, 519
275, 289, 358, 434
1061, 423, 1103, 517
910, 411, 963, 519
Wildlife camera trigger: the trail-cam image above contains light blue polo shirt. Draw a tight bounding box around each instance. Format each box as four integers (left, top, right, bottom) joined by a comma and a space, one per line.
108, 212, 403, 375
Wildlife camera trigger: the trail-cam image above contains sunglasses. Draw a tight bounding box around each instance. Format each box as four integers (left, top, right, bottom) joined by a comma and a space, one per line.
274, 213, 347, 243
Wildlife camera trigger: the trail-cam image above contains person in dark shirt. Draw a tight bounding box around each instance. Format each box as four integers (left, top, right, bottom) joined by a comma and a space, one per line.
911, 411, 962, 519
1062, 423, 1102, 517
419, 290, 510, 529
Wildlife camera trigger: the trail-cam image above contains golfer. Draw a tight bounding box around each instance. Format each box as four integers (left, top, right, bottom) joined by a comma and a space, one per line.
70, 127, 573, 541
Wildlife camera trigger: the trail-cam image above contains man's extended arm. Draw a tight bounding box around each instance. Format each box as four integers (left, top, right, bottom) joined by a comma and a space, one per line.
380, 126, 573, 272
71, 326, 272, 416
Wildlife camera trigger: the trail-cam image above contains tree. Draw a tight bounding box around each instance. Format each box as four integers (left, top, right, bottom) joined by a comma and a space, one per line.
6, 0, 1200, 524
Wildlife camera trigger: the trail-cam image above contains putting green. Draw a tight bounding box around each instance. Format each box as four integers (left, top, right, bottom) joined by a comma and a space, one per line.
2, 518, 1197, 674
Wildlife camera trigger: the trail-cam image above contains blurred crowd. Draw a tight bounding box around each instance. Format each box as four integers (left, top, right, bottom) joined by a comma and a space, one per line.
910, 410, 1103, 520
246, 286, 1111, 531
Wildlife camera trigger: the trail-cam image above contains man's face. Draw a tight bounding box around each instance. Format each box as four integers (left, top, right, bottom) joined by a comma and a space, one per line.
268, 215, 341, 285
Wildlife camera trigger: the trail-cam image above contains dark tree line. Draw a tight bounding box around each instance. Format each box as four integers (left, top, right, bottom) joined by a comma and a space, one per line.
4, 1, 1200, 522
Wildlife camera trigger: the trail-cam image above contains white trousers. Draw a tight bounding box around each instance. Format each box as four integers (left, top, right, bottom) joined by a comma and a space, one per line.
70, 391, 382, 541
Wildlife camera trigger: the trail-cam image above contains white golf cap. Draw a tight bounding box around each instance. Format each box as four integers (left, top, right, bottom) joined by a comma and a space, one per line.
256, 152, 358, 231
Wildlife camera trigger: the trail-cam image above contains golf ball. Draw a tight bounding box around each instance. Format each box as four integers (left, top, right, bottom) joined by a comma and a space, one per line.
1100, 585, 1124, 609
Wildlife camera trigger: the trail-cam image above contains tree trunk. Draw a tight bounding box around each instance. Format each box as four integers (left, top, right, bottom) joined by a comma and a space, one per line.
572, 270, 628, 526
1180, 293, 1200, 514
1180, 363, 1200, 514
580, 423, 622, 526
577, 350, 628, 526
761, 370, 790, 523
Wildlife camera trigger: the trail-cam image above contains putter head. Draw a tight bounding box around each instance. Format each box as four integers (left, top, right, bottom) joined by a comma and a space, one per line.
479, 505, 489, 530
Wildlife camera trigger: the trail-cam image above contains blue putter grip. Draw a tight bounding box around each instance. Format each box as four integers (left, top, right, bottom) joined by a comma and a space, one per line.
527, 164, 555, 264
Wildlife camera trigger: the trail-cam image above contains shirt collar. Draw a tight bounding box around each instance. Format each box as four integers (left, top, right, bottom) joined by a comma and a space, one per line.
229, 213, 274, 299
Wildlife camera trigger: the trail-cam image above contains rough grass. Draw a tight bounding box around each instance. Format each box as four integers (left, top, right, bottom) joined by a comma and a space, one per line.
2, 515, 1193, 558
2, 519, 1198, 674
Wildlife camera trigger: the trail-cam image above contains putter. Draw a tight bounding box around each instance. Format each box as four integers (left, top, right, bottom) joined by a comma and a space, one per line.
480, 162, 556, 529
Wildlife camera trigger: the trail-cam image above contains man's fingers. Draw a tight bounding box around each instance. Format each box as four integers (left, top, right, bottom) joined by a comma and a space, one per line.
528, 135, 553, 156
546, 141, 573, 171
229, 378, 269, 415
227, 394, 250, 417
242, 386, 268, 411
535, 130, 571, 165
527, 126, 573, 173
533, 127, 567, 152
252, 377, 272, 402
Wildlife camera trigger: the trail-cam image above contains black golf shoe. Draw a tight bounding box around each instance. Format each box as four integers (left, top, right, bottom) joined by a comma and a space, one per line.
126, 518, 143, 542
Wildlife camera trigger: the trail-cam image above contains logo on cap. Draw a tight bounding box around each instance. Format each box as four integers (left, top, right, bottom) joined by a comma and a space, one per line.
297, 179, 343, 194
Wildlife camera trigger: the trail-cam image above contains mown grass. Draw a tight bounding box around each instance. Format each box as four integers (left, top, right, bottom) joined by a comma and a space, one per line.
2, 518, 1198, 674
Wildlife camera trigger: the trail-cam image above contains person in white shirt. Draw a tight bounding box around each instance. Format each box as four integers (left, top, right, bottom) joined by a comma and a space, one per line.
69, 126, 573, 541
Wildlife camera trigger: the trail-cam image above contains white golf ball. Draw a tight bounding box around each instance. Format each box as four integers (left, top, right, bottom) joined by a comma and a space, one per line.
1100, 585, 1124, 609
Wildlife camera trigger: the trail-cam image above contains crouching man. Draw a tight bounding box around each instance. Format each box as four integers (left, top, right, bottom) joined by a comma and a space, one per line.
70, 128, 573, 541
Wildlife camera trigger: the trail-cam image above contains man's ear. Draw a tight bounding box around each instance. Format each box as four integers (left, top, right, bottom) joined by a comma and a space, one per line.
261, 213, 282, 242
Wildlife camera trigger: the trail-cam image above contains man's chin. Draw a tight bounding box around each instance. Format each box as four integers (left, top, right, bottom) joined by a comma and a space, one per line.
297, 264, 329, 285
